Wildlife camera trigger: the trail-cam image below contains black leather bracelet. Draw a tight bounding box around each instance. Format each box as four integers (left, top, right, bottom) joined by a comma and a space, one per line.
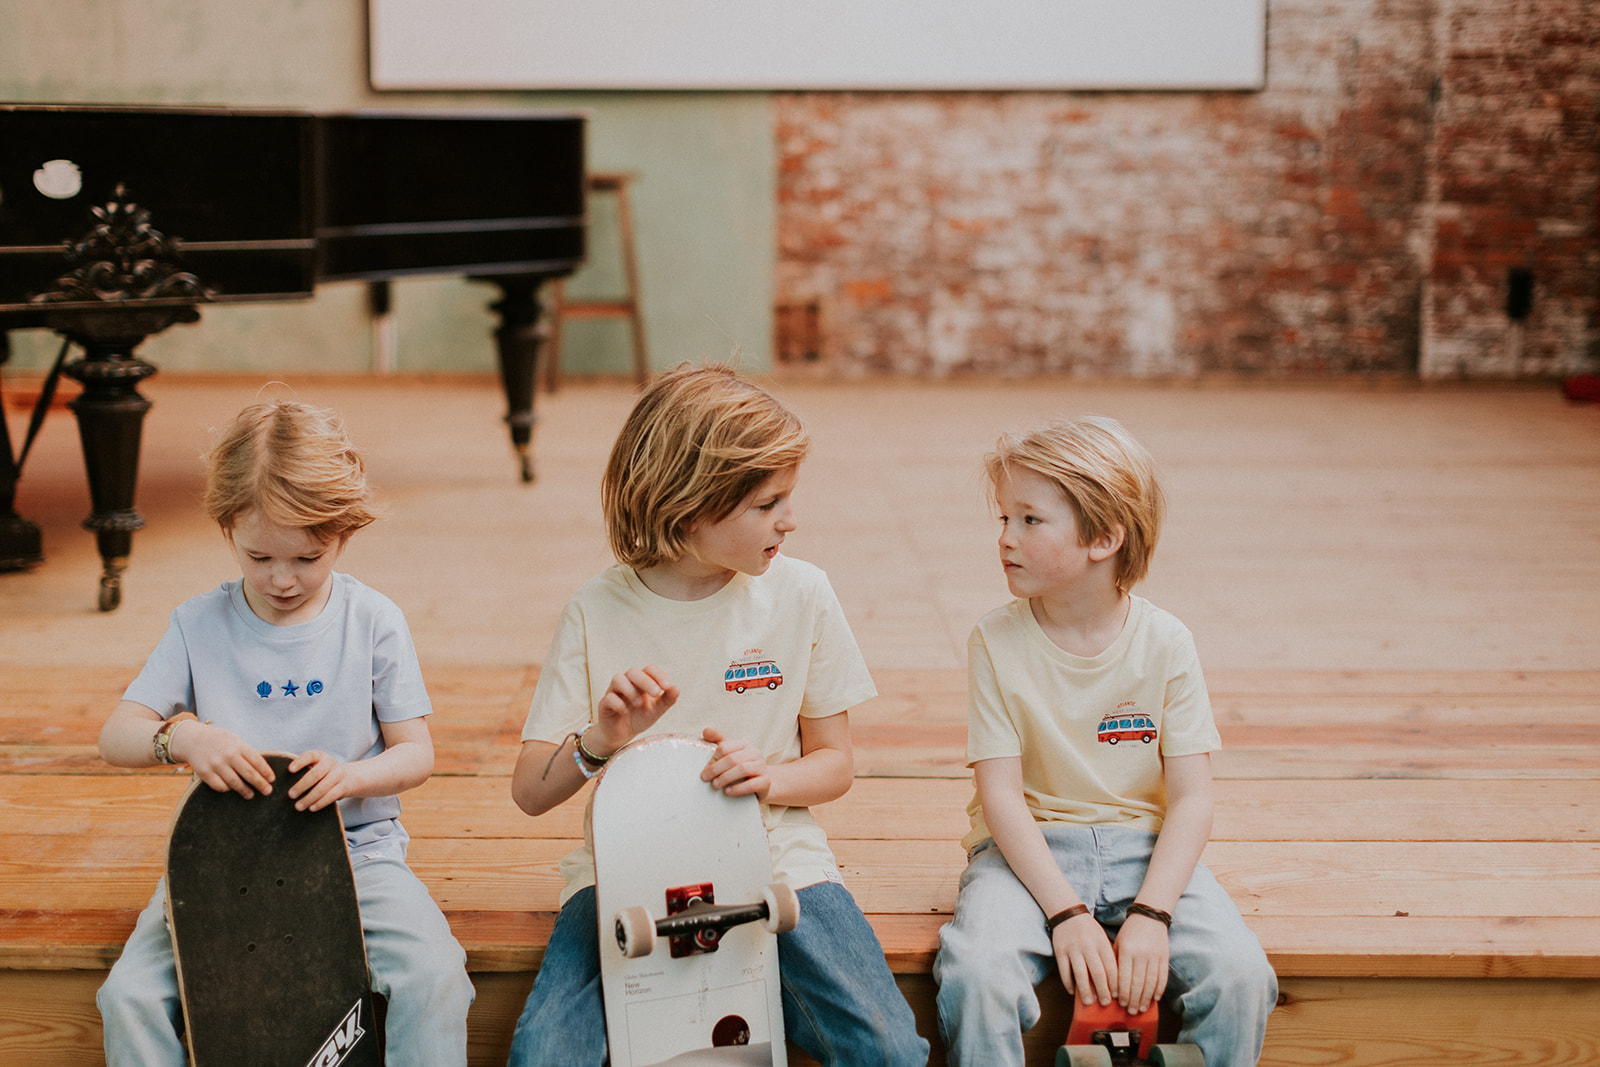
1126, 902, 1173, 928
1045, 904, 1090, 933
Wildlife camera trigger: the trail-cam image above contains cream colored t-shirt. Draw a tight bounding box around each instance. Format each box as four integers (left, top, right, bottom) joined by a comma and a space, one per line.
523, 555, 877, 904
963, 595, 1220, 852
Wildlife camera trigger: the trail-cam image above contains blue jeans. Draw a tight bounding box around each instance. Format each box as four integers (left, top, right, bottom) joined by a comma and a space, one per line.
98, 848, 475, 1067
934, 826, 1277, 1067
509, 881, 928, 1066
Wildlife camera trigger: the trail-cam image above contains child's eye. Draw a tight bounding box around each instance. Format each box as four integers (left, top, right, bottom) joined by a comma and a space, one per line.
1024, 515, 1042, 525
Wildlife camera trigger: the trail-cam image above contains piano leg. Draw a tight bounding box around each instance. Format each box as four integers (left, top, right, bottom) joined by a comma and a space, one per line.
54, 331, 163, 612
479, 273, 557, 484
0, 332, 46, 573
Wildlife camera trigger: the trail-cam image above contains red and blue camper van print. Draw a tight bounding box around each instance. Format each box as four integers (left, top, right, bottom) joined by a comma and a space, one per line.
1097, 704, 1157, 745
724, 657, 783, 694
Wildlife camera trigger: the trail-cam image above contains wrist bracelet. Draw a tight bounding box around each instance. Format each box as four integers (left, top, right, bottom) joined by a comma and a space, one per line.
575, 725, 610, 768
152, 716, 196, 765
1045, 904, 1090, 933
1126, 902, 1173, 928
573, 745, 602, 780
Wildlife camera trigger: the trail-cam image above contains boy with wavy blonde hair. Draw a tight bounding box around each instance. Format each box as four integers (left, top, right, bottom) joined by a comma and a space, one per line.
508, 363, 927, 1067
935, 415, 1276, 1066
97, 399, 473, 1066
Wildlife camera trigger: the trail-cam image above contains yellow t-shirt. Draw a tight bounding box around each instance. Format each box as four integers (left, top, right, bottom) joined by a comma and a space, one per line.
963, 595, 1220, 852
522, 555, 877, 903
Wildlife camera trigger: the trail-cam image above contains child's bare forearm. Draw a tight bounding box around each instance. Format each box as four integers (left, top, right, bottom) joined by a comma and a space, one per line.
764, 744, 852, 807
98, 700, 169, 767
1134, 753, 1214, 912
511, 738, 589, 816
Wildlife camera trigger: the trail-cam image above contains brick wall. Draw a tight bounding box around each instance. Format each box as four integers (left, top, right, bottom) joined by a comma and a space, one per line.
774, 0, 1599, 378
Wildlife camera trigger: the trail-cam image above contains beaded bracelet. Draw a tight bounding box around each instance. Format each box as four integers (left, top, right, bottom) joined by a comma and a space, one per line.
1045, 904, 1090, 933
1126, 902, 1174, 928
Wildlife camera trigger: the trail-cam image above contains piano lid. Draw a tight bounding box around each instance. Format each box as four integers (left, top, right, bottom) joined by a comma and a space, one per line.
0, 105, 315, 313
314, 110, 586, 283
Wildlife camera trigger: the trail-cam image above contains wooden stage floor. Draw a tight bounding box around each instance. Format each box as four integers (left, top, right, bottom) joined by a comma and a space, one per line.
2, 374, 1598, 1065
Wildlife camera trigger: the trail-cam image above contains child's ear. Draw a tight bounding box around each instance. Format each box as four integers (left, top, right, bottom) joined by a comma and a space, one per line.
1087, 524, 1126, 562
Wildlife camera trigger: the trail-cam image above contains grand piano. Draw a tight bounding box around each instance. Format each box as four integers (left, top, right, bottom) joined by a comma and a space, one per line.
0, 105, 585, 608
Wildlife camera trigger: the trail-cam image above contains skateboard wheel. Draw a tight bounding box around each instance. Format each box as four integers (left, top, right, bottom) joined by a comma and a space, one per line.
615, 906, 656, 958
1150, 1044, 1205, 1067
1056, 1047, 1113, 1067
761, 883, 800, 934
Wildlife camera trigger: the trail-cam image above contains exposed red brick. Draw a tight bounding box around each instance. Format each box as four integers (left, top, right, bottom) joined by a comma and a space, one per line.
774, 0, 1599, 378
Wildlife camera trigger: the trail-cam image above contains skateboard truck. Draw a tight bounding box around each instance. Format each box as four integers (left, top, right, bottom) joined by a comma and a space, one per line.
614, 880, 801, 959
1056, 999, 1205, 1067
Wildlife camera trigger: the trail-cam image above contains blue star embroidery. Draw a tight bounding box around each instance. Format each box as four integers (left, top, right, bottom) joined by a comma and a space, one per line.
282, 680, 300, 697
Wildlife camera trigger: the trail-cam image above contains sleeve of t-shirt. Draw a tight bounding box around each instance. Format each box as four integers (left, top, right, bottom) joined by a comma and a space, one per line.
122, 611, 197, 715
521, 597, 596, 743
371, 598, 433, 723
797, 571, 877, 719
965, 623, 1022, 765
1157, 628, 1221, 757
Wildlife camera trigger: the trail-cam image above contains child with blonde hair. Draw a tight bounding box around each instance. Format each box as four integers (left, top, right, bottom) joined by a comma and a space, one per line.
507, 363, 927, 1067
96, 399, 473, 1067
935, 415, 1276, 1066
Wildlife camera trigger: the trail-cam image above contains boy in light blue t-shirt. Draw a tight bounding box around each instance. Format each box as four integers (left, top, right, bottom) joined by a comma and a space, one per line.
96, 399, 473, 1067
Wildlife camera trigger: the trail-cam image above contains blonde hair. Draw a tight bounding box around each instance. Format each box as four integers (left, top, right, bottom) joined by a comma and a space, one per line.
204, 400, 379, 544
985, 415, 1165, 595
603, 364, 809, 569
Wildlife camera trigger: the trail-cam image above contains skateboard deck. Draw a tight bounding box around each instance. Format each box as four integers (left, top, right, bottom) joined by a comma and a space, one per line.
1057, 998, 1203, 1067
166, 752, 381, 1067
593, 734, 798, 1067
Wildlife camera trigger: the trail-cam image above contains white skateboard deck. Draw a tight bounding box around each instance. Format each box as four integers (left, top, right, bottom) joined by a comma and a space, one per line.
593, 734, 789, 1067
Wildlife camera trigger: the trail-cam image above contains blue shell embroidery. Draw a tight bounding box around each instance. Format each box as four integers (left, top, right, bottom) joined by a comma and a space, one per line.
256, 681, 272, 698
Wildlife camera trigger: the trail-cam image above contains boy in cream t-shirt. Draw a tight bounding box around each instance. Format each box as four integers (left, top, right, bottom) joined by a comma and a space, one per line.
935, 416, 1277, 1067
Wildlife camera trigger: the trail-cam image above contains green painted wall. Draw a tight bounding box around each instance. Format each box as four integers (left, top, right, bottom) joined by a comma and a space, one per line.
0, 0, 775, 376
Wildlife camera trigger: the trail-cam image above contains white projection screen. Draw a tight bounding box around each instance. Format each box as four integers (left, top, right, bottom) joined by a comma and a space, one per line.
369, 0, 1267, 92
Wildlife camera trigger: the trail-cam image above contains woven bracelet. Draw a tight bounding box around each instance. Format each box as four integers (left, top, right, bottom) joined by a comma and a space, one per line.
1045, 904, 1090, 933
1126, 902, 1173, 928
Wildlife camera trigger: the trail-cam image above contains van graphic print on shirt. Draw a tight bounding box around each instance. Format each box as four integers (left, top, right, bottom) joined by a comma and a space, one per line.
1097, 701, 1157, 745
723, 650, 784, 694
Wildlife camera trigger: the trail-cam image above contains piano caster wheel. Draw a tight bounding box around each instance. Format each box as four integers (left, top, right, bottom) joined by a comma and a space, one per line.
517, 447, 535, 484
98, 572, 122, 612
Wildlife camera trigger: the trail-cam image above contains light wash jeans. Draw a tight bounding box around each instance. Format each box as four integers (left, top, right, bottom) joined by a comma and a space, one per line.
508, 881, 929, 1066
935, 825, 1277, 1067
98, 844, 475, 1067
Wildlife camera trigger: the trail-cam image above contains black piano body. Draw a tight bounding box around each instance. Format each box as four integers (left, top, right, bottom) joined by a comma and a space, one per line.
0, 104, 586, 608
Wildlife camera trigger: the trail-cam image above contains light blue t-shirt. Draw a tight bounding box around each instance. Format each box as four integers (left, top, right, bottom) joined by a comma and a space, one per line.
123, 573, 432, 850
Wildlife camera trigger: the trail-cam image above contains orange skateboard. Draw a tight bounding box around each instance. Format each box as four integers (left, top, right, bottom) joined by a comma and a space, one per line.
593, 734, 800, 1067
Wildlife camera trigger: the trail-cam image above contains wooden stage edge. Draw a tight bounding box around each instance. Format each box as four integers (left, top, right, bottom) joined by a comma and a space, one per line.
1, 666, 1597, 1066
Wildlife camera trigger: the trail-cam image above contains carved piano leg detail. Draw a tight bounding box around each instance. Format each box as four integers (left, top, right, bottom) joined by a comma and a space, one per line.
62, 341, 156, 612
480, 274, 553, 484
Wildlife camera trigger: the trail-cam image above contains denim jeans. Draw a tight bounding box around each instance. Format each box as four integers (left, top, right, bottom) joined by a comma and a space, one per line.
508, 881, 929, 1066
98, 848, 474, 1067
934, 825, 1277, 1067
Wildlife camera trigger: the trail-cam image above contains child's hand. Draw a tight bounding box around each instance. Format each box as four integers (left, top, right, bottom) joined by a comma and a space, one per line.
700, 727, 771, 800
286, 750, 356, 812
175, 724, 275, 799
1052, 912, 1118, 1006
1113, 912, 1170, 1013
594, 666, 679, 753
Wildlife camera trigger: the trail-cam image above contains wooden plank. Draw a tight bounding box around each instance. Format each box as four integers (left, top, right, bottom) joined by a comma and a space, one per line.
4, 968, 1597, 1067
13, 771, 1595, 845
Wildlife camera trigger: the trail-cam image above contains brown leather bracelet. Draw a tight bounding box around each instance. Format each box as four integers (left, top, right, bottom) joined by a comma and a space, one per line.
1045, 904, 1090, 933
1126, 902, 1173, 928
